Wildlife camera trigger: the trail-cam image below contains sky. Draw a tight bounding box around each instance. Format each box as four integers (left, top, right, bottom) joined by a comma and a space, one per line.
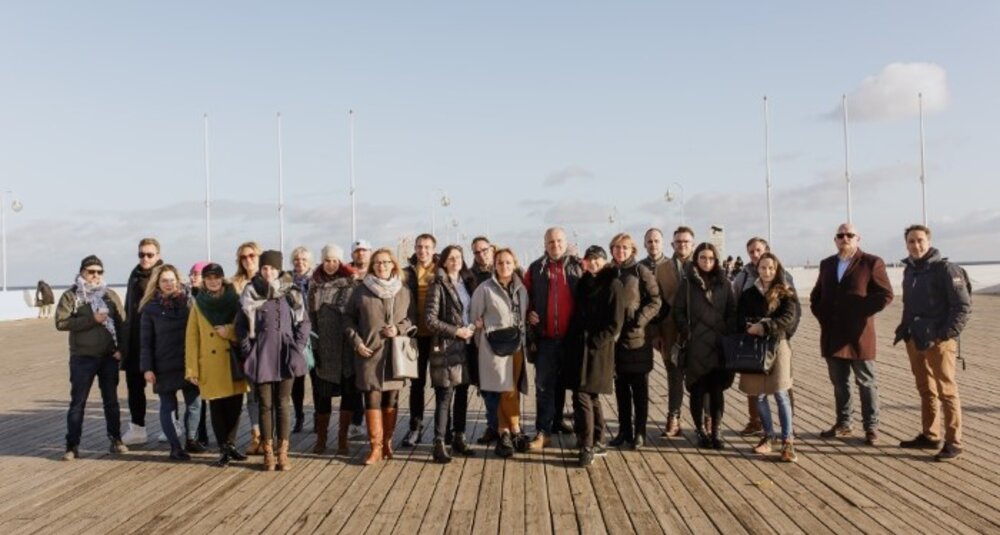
2, 1, 998, 287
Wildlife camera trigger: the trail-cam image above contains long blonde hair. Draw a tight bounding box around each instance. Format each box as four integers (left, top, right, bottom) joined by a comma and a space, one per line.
232, 241, 262, 292
138, 264, 183, 311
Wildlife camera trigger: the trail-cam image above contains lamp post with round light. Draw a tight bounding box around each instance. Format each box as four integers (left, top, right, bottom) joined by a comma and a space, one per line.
1, 190, 24, 292
664, 182, 685, 224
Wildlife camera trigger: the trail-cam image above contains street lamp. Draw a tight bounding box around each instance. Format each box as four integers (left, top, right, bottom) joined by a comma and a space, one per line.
1, 191, 24, 292
664, 182, 685, 224
431, 189, 451, 236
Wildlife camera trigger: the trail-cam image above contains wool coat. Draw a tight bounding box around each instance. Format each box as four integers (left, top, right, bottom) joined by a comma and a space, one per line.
308, 271, 358, 386
469, 276, 529, 394
736, 283, 797, 396
185, 300, 249, 400
236, 290, 311, 384
809, 249, 893, 360
654, 255, 690, 354
613, 258, 662, 374
672, 268, 737, 388
139, 293, 193, 394
425, 269, 476, 389
565, 268, 625, 394
344, 283, 416, 392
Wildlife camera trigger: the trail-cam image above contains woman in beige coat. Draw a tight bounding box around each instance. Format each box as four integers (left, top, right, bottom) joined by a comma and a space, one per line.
185, 263, 250, 466
736, 252, 798, 462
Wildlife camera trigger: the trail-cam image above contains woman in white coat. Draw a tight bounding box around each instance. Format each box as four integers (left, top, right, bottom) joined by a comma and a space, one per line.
470, 248, 529, 458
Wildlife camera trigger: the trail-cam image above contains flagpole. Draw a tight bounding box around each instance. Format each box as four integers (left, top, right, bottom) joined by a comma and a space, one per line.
842, 94, 853, 224
203, 113, 212, 261
349, 109, 357, 243
919, 93, 928, 225
277, 112, 286, 258
764, 95, 773, 245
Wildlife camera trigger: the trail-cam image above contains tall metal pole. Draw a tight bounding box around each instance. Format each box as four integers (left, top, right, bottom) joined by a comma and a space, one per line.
842, 94, 853, 223
349, 109, 357, 243
919, 93, 928, 225
764, 95, 773, 245
277, 112, 286, 257
1, 191, 7, 292
203, 114, 212, 261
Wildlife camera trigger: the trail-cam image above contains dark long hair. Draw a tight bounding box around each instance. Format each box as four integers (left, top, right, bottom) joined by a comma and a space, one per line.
436, 245, 469, 273
692, 242, 725, 281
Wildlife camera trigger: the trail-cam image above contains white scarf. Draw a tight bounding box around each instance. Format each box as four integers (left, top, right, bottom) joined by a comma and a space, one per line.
74, 275, 117, 342
362, 273, 403, 300
240, 273, 304, 339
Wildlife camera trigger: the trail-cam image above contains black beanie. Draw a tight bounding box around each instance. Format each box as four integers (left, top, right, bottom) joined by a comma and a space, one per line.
259, 250, 283, 271
79, 255, 104, 272
201, 262, 225, 278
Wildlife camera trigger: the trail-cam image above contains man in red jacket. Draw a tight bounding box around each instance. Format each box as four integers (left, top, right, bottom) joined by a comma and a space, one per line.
810, 223, 894, 446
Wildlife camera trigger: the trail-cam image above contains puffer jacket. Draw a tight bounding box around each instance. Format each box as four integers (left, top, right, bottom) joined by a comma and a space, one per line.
425, 269, 477, 388
673, 267, 737, 388
612, 258, 662, 374
139, 292, 192, 394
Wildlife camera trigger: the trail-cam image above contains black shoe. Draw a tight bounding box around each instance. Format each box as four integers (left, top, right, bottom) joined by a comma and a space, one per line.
593, 442, 609, 457
226, 443, 248, 461
293, 415, 304, 433
170, 447, 191, 461
578, 448, 595, 467
820, 424, 853, 438
433, 439, 452, 464
631, 435, 645, 450
696, 429, 712, 449
711, 435, 725, 450
477, 428, 499, 445
900, 434, 941, 450
495, 432, 515, 458
402, 427, 422, 448
512, 433, 531, 454
214, 451, 231, 467
109, 439, 129, 454
609, 433, 631, 448
451, 433, 476, 457
935, 442, 962, 462
555, 420, 575, 435
185, 439, 207, 454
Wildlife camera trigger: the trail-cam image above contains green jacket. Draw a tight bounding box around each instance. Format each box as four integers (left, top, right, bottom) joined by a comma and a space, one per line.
55, 287, 126, 358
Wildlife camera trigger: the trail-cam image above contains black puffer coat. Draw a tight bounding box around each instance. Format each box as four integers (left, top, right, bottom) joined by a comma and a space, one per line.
566, 268, 625, 394
613, 258, 662, 374
425, 269, 477, 388
673, 267, 737, 388
139, 292, 192, 394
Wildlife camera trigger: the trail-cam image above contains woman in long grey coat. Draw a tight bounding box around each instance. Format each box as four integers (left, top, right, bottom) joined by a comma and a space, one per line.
737, 252, 798, 462
470, 248, 530, 458
345, 248, 416, 465
307, 244, 359, 455
425, 245, 478, 463
673, 242, 737, 450
139, 264, 200, 461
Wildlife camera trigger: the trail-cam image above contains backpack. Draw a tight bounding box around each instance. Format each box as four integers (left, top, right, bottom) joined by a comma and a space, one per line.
936, 260, 972, 369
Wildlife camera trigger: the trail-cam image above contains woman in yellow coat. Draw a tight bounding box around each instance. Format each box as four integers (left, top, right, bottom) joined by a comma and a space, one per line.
185, 263, 250, 467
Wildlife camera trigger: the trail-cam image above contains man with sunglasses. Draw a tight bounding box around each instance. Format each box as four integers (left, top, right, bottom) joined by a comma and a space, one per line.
120, 238, 164, 445
810, 223, 893, 446
56, 255, 128, 459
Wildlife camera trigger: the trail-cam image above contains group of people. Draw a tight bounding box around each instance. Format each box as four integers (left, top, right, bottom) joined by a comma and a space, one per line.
55, 221, 971, 470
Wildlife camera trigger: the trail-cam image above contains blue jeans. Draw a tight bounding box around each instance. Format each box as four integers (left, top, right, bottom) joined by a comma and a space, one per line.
66, 355, 121, 447
482, 392, 500, 433
533, 337, 566, 434
158, 385, 202, 449
825, 357, 880, 431
757, 390, 793, 441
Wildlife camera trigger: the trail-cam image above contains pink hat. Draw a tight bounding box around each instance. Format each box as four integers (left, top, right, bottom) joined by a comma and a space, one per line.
190, 261, 209, 275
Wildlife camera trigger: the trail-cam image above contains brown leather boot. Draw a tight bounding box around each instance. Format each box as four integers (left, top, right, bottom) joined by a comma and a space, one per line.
262, 439, 276, 471
363, 409, 383, 466
313, 413, 331, 454
381, 407, 397, 460
665, 415, 681, 437
246, 427, 263, 456
336, 410, 352, 456
277, 439, 291, 471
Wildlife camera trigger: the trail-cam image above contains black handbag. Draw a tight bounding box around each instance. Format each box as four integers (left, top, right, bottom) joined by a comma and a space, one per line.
722, 333, 777, 374
229, 344, 247, 381
486, 326, 521, 357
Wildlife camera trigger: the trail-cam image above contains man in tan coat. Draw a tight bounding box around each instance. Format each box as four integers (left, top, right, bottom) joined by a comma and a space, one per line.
653, 226, 695, 437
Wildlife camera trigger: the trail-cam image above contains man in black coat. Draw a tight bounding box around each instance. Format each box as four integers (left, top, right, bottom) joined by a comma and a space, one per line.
120, 237, 163, 445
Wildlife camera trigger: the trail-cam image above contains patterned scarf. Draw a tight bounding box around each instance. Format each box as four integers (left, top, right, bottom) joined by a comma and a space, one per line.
74, 275, 117, 341
362, 273, 403, 300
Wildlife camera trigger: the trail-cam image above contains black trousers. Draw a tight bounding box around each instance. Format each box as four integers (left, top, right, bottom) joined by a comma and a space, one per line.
689, 370, 727, 433
315, 376, 363, 415
123, 357, 147, 426
209, 394, 244, 447
258, 379, 294, 442
292, 375, 306, 421
573, 391, 605, 449
364, 390, 399, 410
408, 336, 433, 430
614, 372, 649, 440
433, 384, 469, 441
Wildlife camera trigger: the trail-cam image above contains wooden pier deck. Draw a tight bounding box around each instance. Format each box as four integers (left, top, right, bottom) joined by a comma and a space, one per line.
0, 297, 998, 534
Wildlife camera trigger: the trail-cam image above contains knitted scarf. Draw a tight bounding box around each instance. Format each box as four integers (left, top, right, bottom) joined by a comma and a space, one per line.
195, 283, 240, 326
74, 275, 117, 341
362, 273, 403, 300
240, 272, 305, 339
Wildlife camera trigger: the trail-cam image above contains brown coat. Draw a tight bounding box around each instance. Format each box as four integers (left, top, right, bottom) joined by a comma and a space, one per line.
344, 284, 416, 391
654, 256, 689, 352
809, 249, 893, 360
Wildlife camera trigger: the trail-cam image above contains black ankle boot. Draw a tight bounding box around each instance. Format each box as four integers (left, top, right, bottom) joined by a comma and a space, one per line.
226, 443, 247, 461
215, 450, 231, 467
696, 428, 712, 449
711, 422, 724, 450
433, 439, 452, 464
451, 433, 475, 456
170, 445, 191, 461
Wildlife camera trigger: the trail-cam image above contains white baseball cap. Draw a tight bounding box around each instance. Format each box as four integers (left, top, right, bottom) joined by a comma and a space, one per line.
351, 239, 372, 252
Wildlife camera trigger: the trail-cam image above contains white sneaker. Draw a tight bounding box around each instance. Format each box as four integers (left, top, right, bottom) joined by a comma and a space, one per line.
121, 423, 147, 445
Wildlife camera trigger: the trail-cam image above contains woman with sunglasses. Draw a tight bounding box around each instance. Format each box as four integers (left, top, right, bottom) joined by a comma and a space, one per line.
673, 242, 737, 449
232, 241, 265, 455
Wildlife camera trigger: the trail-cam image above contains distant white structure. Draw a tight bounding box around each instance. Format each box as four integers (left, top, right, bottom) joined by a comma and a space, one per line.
709, 225, 726, 259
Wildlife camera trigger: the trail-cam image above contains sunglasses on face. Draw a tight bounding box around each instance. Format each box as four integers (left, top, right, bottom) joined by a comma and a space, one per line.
86, 269, 104, 275
138, 252, 157, 259
240, 254, 257, 260
836, 233, 857, 240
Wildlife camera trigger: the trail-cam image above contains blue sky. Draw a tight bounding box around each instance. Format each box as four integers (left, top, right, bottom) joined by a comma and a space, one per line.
2, 2, 998, 286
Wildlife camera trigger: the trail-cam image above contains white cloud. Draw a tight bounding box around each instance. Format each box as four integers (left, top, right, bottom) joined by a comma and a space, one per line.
544, 165, 595, 186
543, 201, 615, 225
830, 62, 950, 122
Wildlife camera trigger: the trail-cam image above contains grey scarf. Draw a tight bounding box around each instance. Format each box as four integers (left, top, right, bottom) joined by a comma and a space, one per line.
240, 273, 305, 339
362, 274, 403, 300
74, 275, 117, 342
